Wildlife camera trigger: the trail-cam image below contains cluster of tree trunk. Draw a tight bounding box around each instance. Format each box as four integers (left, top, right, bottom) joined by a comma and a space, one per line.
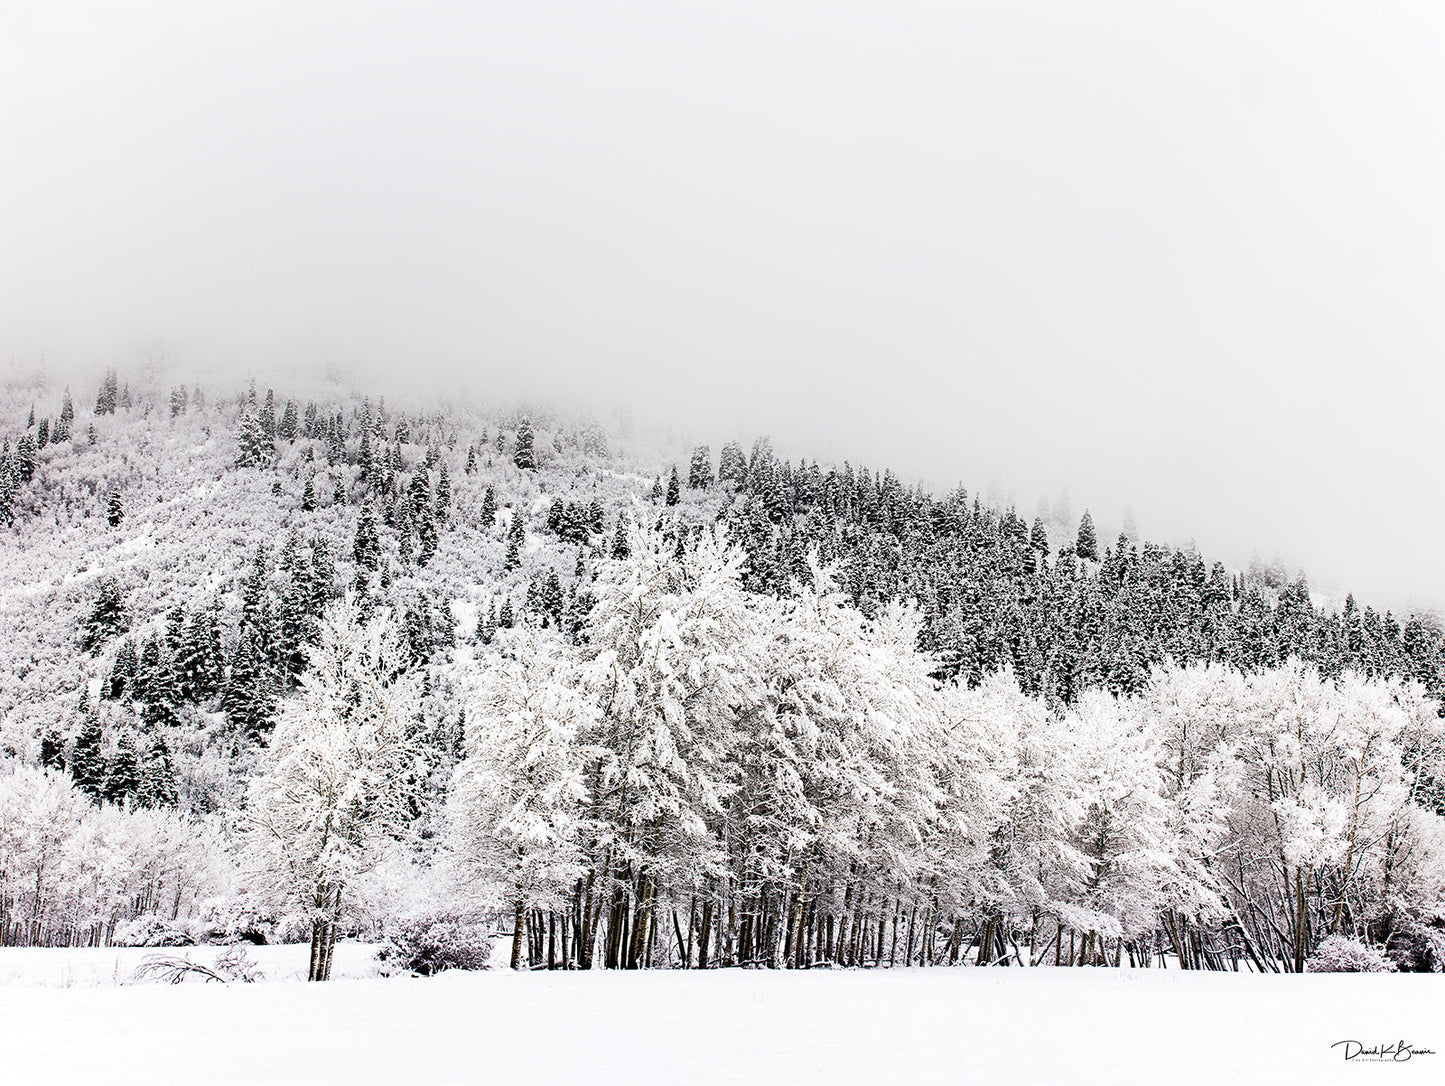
502, 873, 1335, 972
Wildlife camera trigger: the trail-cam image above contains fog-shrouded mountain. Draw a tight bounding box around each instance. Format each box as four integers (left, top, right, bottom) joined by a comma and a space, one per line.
1, 365, 1442, 977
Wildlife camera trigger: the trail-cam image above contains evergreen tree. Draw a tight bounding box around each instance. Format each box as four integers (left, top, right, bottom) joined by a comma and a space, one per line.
688, 445, 714, 489
104, 730, 141, 805
417, 509, 439, 566
480, 486, 496, 527
435, 461, 451, 522
352, 504, 381, 573
610, 517, 630, 559
223, 627, 275, 740
16, 432, 36, 482
236, 409, 274, 467
36, 417, 49, 448
107, 488, 124, 527
465, 446, 476, 474
513, 419, 536, 470
94, 369, 118, 415
108, 638, 138, 700
70, 706, 107, 800
39, 729, 66, 772
718, 441, 747, 486
499, 598, 515, 629
665, 465, 681, 506
476, 603, 497, 645
1077, 510, 1099, 562
503, 507, 525, 572
136, 725, 178, 809
82, 577, 128, 654
333, 479, 346, 507
1030, 516, 1049, 559
301, 477, 317, 511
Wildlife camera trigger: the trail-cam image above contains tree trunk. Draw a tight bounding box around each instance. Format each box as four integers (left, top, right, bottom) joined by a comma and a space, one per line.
510, 899, 526, 971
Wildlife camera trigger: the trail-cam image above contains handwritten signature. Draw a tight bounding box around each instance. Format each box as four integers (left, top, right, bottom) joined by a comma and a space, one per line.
1332, 1040, 1435, 1063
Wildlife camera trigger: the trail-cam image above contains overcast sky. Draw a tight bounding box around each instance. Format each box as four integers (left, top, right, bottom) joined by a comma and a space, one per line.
2, 1, 1443, 612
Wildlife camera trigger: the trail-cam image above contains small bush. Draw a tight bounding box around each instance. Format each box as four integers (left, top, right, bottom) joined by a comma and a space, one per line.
377, 913, 494, 977
1306, 935, 1397, 973
1385, 914, 1445, 973
185, 905, 277, 945
132, 946, 260, 984
113, 916, 194, 948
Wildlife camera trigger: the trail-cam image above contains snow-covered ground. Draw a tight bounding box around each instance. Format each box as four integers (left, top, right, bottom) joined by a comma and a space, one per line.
0, 941, 382, 988
1, 949, 1439, 1085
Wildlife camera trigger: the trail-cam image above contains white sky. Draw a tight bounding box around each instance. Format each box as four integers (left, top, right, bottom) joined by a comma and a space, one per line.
2, 1, 1443, 612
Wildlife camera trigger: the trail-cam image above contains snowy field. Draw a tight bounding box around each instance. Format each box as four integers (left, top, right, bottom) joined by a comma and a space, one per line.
1, 948, 1441, 1086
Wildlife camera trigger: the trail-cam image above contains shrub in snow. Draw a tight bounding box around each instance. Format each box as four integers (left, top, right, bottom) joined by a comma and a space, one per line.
376, 913, 494, 976
113, 916, 195, 948
132, 946, 260, 984
191, 907, 272, 945
1305, 935, 1397, 973
1384, 914, 1445, 973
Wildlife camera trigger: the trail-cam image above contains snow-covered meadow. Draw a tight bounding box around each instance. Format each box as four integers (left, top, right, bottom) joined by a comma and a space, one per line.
1, 952, 1438, 1085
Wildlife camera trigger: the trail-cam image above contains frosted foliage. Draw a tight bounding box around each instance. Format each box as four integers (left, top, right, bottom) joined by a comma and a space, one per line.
244, 597, 424, 927
0, 763, 225, 942
447, 623, 596, 910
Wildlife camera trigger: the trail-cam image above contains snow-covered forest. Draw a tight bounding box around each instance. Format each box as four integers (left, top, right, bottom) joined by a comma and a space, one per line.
2, 367, 1443, 977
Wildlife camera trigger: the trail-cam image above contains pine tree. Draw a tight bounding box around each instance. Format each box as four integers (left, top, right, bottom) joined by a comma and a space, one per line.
465, 447, 476, 474
301, 478, 317, 511
1077, 510, 1099, 562
688, 445, 714, 489
481, 487, 497, 527
135, 724, 178, 808
223, 627, 275, 740
718, 441, 747, 486
435, 461, 451, 522
508, 419, 534, 470
108, 638, 138, 699
39, 729, 66, 772
352, 504, 381, 573
104, 730, 141, 805
70, 706, 107, 800
665, 465, 681, 506
499, 598, 514, 629
82, 577, 128, 654
333, 479, 346, 507
1031, 516, 1049, 559
236, 409, 274, 468
36, 417, 49, 448
16, 433, 35, 482
416, 509, 439, 566
503, 507, 525, 572
94, 369, 118, 415
476, 603, 497, 645
107, 488, 124, 527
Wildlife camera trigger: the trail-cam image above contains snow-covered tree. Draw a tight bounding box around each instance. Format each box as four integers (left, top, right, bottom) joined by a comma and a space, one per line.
244, 596, 425, 980
448, 623, 597, 968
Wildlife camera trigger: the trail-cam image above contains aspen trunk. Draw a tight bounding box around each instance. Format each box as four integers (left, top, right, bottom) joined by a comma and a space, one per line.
510, 900, 526, 971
